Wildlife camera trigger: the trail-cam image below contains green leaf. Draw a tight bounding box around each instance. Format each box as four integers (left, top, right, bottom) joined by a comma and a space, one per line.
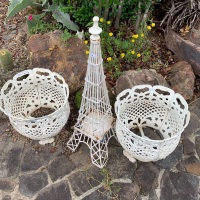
26, 13, 46, 33
41, 0, 48, 6
6, 0, 34, 22
47, 4, 79, 31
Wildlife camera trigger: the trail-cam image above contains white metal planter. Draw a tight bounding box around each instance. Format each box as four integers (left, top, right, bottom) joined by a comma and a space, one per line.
115, 85, 190, 162
0, 68, 70, 145
67, 16, 115, 168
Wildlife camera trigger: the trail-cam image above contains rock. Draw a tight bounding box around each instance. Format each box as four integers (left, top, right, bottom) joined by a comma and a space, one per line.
0, 119, 8, 136
0, 179, 15, 192
35, 181, 72, 200
19, 172, 48, 198
68, 165, 104, 196
69, 144, 91, 168
182, 113, 200, 139
47, 155, 76, 182
0, 135, 24, 178
183, 156, 200, 175
195, 136, 200, 158
21, 143, 62, 173
189, 98, 200, 118
134, 162, 160, 195
115, 69, 169, 95
160, 171, 199, 200
168, 61, 195, 101
111, 182, 140, 200
155, 143, 183, 170
165, 28, 200, 76
106, 146, 137, 180
82, 187, 110, 200
28, 30, 87, 93
182, 138, 196, 156
2, 195, 11, 200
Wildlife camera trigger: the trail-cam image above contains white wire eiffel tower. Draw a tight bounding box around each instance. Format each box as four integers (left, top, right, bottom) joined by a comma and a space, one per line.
67, 16, 116, 168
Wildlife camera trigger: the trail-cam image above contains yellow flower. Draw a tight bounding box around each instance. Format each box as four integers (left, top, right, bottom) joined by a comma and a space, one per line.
151, 23, 155, 27
100, 18, 104, 22
141, 33, 144, 37
137, 53, 141, 57
132, 34, 139, 38
84, 40, 88, 44
85, 50, 89, 55
147, 26, 152, 30
109, 32, 113, 36
131, 50, 135, 55
121, 53, 125, 58
107, 57, 112, 61
131, 39, 135, 43
107, 21, 111, 24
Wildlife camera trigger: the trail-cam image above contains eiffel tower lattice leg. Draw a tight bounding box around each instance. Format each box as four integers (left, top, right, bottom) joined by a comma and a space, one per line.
90, 138, 108, 168
67, 130, 82, 151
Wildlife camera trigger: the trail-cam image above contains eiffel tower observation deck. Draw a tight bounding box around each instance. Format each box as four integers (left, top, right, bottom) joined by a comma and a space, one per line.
67, 16, 116, 168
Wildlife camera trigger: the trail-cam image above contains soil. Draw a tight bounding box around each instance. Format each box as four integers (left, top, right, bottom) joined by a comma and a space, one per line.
0, 0, 199, 149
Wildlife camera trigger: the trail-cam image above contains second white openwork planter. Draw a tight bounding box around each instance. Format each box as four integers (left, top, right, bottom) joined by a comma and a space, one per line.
115, 85, 190, 162
67, 16, 115, 168
0, 68, 70, 145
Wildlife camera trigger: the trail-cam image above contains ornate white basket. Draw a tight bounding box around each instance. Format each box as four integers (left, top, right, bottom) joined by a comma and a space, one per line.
115, 85, 190, 162
0, 68, 70, 144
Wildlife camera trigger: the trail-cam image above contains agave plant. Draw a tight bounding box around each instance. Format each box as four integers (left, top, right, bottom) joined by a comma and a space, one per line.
6, 0, 79, 31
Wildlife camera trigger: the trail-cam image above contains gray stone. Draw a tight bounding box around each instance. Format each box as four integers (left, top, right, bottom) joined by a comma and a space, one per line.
115, 69, 169, 95
28, 30, 87, 93
47, 155, 76, 182
82, 187, 110, 200
134, 162, 160, 195
160, 171, 199, 200
68, 165, 103, 196
189, 98, 200, 118
165, 28, 200, 76
69, 144, 91, 168
2, 195, 11, 200
183, 156, 200, 175
0, 179, 15, 192
19, 172, 48, 198
182, 138, 196, 156
106, 146, 137, 179
155, 143, 183, 170
35, 181, 71, 200
111, 182, 140, 200
21, 143, 62, 172
0, 119, 8, 136
148, 189, 158, 200
195, 136, 200, 158
168, 61, 195, 101
181, 113, 200, 138
0, 136, 24, 178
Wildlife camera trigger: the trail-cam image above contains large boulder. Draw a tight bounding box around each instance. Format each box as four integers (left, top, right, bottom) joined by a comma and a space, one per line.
165, 28, 200, 76
115, 69, 169, 95
28, 30, 87, 93
168, 61, 195, 101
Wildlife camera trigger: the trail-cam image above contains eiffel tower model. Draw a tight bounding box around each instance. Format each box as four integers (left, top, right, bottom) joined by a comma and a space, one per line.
67, 16, 116, 168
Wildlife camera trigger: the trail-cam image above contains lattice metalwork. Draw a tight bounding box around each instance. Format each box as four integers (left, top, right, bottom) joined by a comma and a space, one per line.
67, 16, 115, 168
0, 68, 70, 145
115, 85, 190, 162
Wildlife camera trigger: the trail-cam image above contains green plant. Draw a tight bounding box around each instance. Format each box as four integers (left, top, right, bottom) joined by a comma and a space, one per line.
100, 168, 112, 191
84, 18, 154, 79
0, 49, 14, 71
28, 19, 62, 34
60, 1, 95, 27
6, 0, 79, 32
61, 30, 72, 44
74, 88, 83, 109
